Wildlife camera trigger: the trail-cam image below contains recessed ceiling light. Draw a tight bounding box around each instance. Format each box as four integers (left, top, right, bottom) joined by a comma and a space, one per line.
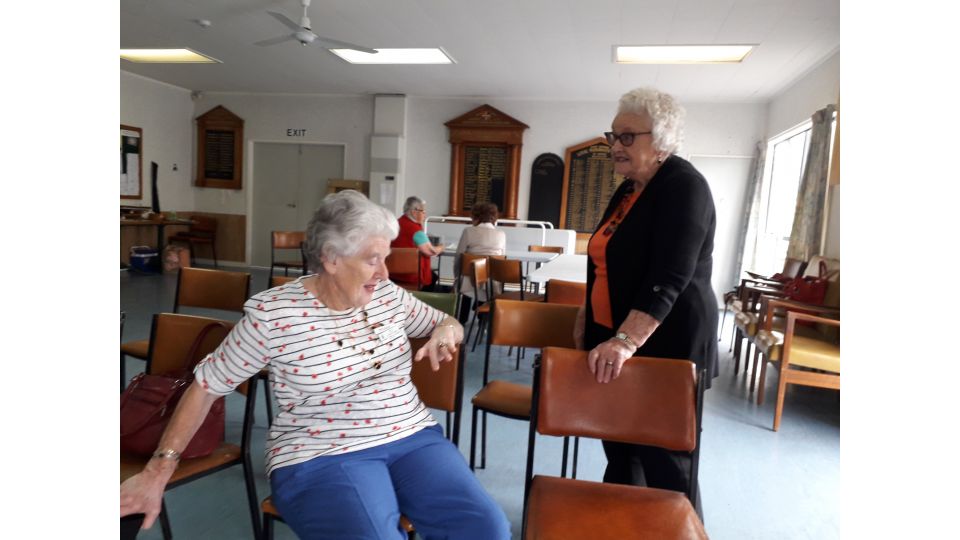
330, 48, 454, 65
120, 48, 221, 63
614, 45, 754, 64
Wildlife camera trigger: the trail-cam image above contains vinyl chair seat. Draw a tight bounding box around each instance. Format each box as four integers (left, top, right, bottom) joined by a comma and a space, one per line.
121, 442, 242, 485
471, 380, 532, 419
525, 476, 707, 540
754, 325, 823, 362
120, 339, 150, 360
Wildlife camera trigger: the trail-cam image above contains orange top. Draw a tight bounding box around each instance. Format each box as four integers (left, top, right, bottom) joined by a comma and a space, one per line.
588, 186, 642, 328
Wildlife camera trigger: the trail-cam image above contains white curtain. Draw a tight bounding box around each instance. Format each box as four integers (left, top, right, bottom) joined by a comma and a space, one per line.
732, 141, 766, 285
786, 104, 836, 261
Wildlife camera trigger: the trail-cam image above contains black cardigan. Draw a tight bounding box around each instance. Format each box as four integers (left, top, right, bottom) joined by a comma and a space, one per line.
585, 155, 719, 385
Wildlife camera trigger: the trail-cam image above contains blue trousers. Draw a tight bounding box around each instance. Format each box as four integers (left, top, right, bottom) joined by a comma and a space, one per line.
270, 424, 510, 540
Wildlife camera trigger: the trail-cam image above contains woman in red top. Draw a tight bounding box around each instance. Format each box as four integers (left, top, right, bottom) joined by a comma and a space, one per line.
391, 196, 444, 290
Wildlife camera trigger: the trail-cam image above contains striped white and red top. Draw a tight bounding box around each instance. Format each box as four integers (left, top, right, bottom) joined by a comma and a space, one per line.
194, 277, 442, 476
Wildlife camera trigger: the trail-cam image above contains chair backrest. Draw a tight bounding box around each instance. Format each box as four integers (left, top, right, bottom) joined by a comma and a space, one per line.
146, 313, 235, 376
782, 257, 804, 279
386, 247, 421, 287
469, 258, 491, 303
270, 275, 298, 288
189, 215, 218, 235
535, 347, 698, 451
411, 291, 457, 316
528, 245, 564, 254
272, 230, 305, 251
408, 337, 463, 413
490, 300, 579, 350
545, 279, 586, 306
489, 257, 523, 286
175, 267, 251, 313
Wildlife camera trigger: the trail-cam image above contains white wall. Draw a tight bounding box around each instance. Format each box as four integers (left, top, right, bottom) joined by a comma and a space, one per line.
120, 71, 195, 211
766, 51, 840, 139
189, 93, 375, 216
405, 97, 767, 220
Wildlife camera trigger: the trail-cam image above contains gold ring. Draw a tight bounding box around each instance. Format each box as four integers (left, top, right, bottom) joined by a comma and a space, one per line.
438, 341, 447, 349
605, 361, 614, 366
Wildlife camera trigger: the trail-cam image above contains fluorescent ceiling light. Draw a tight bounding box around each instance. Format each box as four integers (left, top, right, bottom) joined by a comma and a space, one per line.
120, 48, 221, 63
615, 45, 753, 64
330, 48, 454, 65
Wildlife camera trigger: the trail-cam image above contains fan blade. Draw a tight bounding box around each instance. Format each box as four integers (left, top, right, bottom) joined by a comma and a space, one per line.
312, 35, 377, 55
255, 34, 296, 47
267, 11, 304, 32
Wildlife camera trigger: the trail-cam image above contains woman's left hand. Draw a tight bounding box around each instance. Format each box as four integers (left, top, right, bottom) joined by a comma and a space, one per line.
414, 317, 463, 371
586, 338, 636, 383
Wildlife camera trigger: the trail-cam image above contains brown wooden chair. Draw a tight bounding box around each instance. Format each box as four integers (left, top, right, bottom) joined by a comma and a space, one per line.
386, 247, 422, 291
470, 299, 579, 471
722, 257, 805, 345
120, 267, 251, 390
121, 313, 261, 540
488, 257, 543, 302
466, 258, 494, 352
269, 275, 297, 288
168, 215, 218, 267
270, 231, 306, 278
521, 347, 707, 540
259, 336, 462, 539
545, 279, 586, 306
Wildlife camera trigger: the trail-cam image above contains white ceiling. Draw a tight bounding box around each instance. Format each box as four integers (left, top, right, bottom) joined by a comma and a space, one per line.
120, 0, 839, 103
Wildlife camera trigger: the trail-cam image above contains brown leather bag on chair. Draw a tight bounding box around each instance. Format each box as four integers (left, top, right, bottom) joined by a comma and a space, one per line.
120, 321, 229, 458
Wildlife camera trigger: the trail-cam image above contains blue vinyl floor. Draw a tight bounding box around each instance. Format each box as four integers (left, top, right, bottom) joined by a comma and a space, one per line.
121, 266, 839, 539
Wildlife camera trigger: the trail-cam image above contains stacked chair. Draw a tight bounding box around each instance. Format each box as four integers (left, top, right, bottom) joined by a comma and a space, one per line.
521, 347, 707, 539
168, 215, 219, 268
469, 299, 580, 472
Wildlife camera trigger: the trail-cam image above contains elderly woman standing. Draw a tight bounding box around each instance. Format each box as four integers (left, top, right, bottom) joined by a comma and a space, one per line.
120, 190, 510, 540
454, 202, 506, 322
574, 88, 719, 508
392, 196, 445, 290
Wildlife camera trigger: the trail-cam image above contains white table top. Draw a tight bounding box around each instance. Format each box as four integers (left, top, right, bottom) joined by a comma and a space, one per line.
526, 254, 588, 284
438, 245, 559, 264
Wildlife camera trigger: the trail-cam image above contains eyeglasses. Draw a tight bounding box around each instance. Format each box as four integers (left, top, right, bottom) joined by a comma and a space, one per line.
604, 131, 652, 147
412, 208, 426, 213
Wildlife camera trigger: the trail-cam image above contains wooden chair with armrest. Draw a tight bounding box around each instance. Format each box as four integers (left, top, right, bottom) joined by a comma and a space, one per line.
731, 279, 787, 378
386, 247, 422, 291
722, 257, 805, 344
270, 231, 306, 279
470, 300, 579, 472
259, 336, 464, 540
120, 313, 261, 540
168, 215, 218, 268
120, 267, 251, 391
521, 346, 706, 540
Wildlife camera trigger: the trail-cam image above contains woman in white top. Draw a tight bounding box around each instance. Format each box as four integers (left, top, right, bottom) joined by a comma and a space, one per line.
455, 202, 506, 322
120, 190, 510, 540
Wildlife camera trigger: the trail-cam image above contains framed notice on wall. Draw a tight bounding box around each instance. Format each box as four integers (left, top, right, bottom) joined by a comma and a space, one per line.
120, 125, 142, 199
195, 105, 244, 190
560, 137, 624, 233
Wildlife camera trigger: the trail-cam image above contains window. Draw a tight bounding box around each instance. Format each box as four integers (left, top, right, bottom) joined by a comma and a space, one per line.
751, 112, 837, 274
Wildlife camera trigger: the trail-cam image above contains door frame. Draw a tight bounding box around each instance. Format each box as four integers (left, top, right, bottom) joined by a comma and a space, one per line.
246, 139, 348, 268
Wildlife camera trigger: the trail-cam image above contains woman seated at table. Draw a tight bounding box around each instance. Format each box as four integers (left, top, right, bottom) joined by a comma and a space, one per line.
454, 202, 506, 322
120, 190, 510, 540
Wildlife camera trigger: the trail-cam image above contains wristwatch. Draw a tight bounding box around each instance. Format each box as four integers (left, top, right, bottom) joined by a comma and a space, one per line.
614, 331, 639, 350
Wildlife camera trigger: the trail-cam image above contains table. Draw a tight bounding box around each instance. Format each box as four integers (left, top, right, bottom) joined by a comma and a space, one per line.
120, 218, 194, 266
527, 254, 588, 284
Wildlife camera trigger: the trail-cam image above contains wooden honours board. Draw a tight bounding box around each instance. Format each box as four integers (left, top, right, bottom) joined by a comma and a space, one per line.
195, 106, 244, 190
560, 137, 624, 233
445, 104, 528, 219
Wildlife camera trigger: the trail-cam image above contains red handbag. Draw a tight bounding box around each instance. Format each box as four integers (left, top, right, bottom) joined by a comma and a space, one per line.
782, 261, 837, 325
120, 321, 229, 459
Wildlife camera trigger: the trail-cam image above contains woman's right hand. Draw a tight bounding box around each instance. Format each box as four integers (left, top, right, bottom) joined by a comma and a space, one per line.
120, 459, 177, 529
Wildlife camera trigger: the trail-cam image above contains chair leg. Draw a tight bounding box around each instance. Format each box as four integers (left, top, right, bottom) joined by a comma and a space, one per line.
757, 359, 771, 406
243, 456, 262, 539
718, 306, 728, 341
742, 341, 754, 380
120, 352, 127, 393
773, 369, 789, 431
733, 330, 742, 374
469, 407, 479, 470
572, 436, 580, 479
160, 498, 173, 540
481, 411, 487, 469
749, 347, 762, 393
262, 513, 274, 540
262, 381, 273, 427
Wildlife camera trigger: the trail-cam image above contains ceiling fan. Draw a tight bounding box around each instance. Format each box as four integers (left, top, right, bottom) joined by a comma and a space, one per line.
255, 0, 377, 54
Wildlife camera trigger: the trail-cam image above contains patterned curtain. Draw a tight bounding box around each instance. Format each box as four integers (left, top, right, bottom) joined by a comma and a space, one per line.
732, 141, 766, 285
786, 104, 836, 261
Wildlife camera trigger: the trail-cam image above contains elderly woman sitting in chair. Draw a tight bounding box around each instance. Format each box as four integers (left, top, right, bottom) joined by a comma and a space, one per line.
120, 190, 510, 540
